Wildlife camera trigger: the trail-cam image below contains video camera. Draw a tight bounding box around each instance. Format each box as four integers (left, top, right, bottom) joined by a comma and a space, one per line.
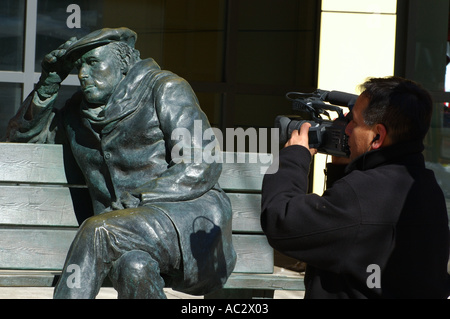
275, 89, 358, 157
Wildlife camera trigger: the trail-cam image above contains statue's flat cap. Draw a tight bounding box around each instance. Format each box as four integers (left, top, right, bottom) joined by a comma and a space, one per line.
65, 27, 137, 60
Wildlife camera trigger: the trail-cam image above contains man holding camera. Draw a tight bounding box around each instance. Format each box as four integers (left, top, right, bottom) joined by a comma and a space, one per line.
261, 76, 450, 298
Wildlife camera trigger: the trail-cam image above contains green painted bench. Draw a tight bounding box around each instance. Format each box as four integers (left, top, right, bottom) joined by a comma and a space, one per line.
0, 142, 304, 299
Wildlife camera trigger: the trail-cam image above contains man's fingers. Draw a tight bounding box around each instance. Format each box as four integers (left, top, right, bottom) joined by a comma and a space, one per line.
299, 122, 311, 137
284, 122, 318, 155
285, 122, 311, 148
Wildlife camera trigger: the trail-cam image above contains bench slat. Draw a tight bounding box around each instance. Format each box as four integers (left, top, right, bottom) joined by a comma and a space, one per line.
0, 185, 263, 233
0, 228, 77, 270
223, 273, 305, 291
0, 185, 79, 227
220, 152, 270, 192
0, 271, 57, 287
229, 193, 262, 233
0, 143, 272, 192
0, 143, 68, 184
0, 228, 273, 274
232, 234, 273, 273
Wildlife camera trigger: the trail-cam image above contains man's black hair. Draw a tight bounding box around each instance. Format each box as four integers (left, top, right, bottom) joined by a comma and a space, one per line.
359, 76, 433, 143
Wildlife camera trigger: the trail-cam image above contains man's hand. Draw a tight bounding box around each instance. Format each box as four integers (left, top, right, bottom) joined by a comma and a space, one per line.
284, 122, 318, 156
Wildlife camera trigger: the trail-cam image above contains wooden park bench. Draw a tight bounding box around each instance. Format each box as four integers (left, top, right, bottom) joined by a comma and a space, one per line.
0, 142, 304, 299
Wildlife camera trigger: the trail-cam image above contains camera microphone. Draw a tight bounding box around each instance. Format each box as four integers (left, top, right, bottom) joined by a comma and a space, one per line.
316, 90, 358, 109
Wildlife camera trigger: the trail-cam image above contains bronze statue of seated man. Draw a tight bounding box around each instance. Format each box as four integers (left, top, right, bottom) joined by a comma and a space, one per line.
6, 27, 236, 299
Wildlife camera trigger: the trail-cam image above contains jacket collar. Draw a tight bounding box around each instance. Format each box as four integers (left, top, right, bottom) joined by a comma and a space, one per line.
345, 139, 425, 174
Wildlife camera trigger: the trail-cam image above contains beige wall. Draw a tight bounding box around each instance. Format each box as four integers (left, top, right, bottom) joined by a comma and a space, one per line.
313, 0, 398, 194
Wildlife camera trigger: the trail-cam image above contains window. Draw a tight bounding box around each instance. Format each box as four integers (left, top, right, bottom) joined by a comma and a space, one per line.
0, 1, 26, 136
0, 1, 25, 72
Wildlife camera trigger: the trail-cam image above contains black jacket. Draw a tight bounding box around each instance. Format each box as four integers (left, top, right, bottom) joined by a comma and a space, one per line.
261, 141, 450, 298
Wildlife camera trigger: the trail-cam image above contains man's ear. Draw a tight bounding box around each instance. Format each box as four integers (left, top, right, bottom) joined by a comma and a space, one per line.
371, 124, 388, 149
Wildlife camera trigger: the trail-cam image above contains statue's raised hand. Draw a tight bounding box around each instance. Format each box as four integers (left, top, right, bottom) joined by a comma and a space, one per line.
41, 37, 78, 81
37, 37, 77, 99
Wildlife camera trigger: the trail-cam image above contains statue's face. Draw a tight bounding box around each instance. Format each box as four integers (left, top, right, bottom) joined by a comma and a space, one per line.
75, 45, 124, 106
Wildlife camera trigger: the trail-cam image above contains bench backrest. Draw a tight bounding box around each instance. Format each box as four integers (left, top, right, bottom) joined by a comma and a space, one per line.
0, 143, 273, 275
